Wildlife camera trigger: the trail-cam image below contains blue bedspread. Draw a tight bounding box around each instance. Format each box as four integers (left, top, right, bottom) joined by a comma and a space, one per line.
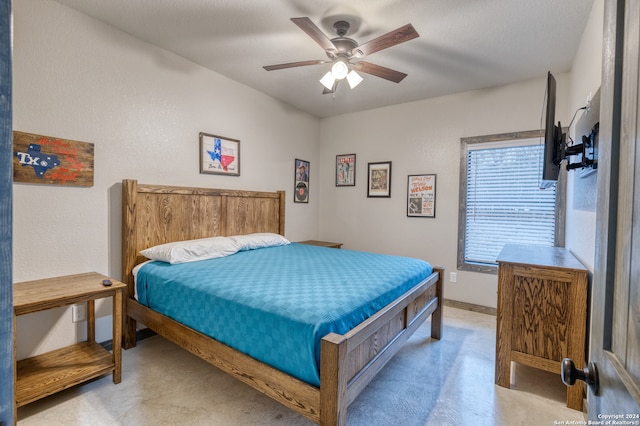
136, 243, 433, 386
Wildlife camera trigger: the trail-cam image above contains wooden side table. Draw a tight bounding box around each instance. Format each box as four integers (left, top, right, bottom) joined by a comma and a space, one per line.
13, 272, 126, 412
495, 245, 588, 411
297, 240, 343, 249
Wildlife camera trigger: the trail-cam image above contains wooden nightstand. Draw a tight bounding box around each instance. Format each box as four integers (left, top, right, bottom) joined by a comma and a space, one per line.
13, 272, 126, 411
297, 240, 343, 249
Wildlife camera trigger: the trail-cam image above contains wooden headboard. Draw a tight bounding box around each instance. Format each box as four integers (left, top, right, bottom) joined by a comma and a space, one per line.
121, 179, 285, 296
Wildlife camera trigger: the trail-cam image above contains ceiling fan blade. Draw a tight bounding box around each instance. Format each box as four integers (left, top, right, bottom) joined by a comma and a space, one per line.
291, 17, 337, 52
263, 60, 327, 71
352, 61, 408, 83
353, 24, 419, 57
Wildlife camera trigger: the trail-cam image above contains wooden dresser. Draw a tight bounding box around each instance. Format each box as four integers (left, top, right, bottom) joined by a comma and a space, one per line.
495, 244, 589, 411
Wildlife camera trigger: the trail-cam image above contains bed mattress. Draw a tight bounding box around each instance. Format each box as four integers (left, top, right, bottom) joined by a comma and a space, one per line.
136, 243, 433, 386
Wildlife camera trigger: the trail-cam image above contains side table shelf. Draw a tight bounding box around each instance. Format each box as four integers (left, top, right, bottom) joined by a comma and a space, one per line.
16, 342, 114, 405
13, 272, 126, 411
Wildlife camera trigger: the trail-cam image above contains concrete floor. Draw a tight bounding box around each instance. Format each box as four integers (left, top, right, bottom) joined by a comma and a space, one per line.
18, 307, 587, 425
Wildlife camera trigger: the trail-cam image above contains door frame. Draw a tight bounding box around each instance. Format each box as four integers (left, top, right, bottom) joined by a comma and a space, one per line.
0, 0, 13, 424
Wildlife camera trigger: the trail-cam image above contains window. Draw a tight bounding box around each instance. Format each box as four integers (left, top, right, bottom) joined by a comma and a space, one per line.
457, 130, 564, 273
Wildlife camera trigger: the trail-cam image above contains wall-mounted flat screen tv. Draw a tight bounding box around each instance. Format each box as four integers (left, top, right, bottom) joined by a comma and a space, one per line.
540, 71, 565, 188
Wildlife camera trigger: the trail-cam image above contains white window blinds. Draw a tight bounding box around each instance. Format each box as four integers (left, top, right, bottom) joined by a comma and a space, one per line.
464, 142, 556, 265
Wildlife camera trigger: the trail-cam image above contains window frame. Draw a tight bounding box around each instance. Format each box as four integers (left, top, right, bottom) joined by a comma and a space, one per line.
457, 129, 566, 274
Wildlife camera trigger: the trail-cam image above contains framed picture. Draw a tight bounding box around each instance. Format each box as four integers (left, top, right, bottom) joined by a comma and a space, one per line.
199, 132, 240, 176
367, 161, 392, 198
294, 158, 309, 203
336, 154, 356, 186
407, 174, 436, 217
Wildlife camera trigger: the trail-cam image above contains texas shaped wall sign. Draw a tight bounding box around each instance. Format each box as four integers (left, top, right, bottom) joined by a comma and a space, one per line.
13, 131, 94, 187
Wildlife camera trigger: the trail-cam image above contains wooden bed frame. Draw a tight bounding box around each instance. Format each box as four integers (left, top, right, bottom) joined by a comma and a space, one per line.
121, 179, 443, 426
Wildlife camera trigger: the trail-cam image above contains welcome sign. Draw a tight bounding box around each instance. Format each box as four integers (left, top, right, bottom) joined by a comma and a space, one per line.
13, 131, 94, 186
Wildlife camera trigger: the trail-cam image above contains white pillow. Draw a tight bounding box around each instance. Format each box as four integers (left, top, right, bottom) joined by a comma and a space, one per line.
228, 233, 290, 251
140, 236, 239, 264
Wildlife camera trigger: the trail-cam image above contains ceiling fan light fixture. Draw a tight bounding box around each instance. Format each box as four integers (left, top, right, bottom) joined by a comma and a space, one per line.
346, 70, 363, 89
320, 71, 336, 90
265, 17, 420, 96
331, 60, 349, 80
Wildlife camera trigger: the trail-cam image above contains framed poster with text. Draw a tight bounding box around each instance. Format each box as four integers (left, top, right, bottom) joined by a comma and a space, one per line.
336, 153, 356, 186
407, 174, 436, 217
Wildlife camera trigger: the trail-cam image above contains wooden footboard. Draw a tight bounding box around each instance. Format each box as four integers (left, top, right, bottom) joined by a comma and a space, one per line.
320, 267, 443, 425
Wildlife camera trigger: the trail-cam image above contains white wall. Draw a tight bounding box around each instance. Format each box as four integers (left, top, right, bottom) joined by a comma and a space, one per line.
13, 0, 321, 358
564, 0, 604, 270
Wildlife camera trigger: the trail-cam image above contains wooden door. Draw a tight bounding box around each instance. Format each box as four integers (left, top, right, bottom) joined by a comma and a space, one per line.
588, 0, 640, 418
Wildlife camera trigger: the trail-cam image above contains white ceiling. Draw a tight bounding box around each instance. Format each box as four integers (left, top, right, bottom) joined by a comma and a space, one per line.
54, 0, 595, 118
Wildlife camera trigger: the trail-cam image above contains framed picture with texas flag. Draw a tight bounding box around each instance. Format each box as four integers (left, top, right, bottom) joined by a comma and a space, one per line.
199, 132, 240, 176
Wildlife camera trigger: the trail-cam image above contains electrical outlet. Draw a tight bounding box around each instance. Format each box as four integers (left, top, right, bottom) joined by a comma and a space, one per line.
449, 272, 457, 283
72, 303, 86, 322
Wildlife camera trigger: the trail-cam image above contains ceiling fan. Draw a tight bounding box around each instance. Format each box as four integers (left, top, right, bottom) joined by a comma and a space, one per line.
263, 17, 419, 94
